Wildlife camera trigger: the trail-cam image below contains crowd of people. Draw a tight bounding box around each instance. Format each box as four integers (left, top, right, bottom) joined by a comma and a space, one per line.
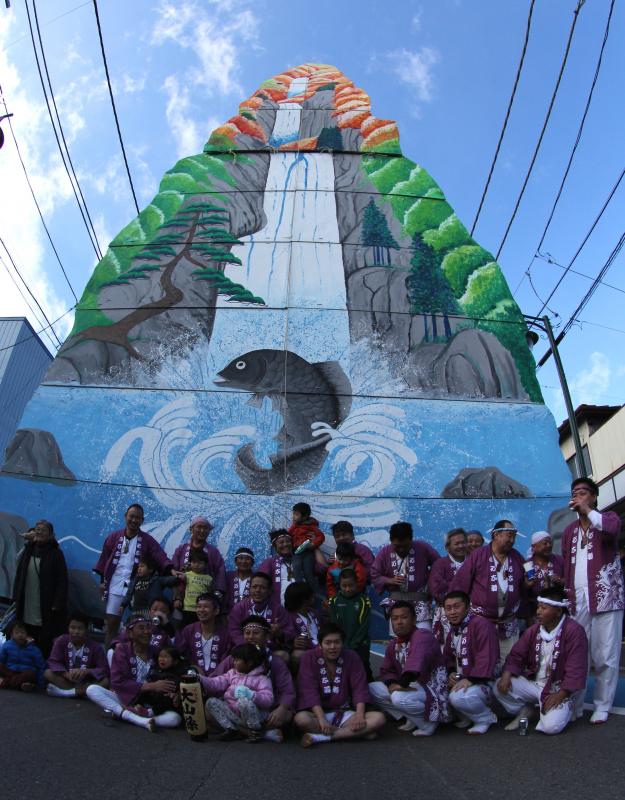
1, 477, 623, 745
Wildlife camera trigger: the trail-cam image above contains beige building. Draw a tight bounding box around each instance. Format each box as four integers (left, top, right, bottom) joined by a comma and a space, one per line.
559, 404, 625, 521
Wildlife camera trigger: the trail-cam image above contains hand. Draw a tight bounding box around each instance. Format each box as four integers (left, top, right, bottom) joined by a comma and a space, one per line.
171, 569, 185, 579
294, 635, 310, 650
550, 575, 564, 587
100, 585, 106, 598
524, 577, 537, 587
388, 683, 406, 693
569, 497, 592, 516
451, 678, 472, 693
497, 672, 512, 695
387, 575, 406, 588
318, 720, 336, 737
67, 668, 85, 683
234, 685, 254, 700
347, 713, 366, 732
267, 705, 292, 728
270, 623, 282, 639
174, 599, 182, 609
148, 679, 176, 694
542, 690, 568, 713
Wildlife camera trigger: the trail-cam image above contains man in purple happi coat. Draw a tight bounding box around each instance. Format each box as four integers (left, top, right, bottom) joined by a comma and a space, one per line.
259, 530, 296, 606
213, 615, 296, 742
45, 612, 109, 698
174, 593, 230, 675
429, 528, 468, 644
561, 476, 624, 724
225, 546, 255, 612
294, 622, 385, 746
228, 572, 296, 659
442, 590, 499, 734
371, 521, 439, 628
494, 586, 588, 734
171, 515, 227, 595
369, 601, 450, 736
93, 504, 172, 648
330, 520, 374, 574
86, 615, 182, 732
450, 518, 525, 668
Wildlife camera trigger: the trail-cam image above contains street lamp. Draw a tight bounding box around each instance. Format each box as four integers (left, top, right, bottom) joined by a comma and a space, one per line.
0, 112, 14, 150
524, 314, 585, 479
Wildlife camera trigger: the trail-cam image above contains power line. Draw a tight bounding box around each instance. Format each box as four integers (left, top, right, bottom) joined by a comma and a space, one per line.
494, 0, 586, 261
537, 229, 625, 367
0, 87, 79, 303
0, 304, 75, 354
514, 0, 616, 300
470, 0, 536, 236
536, 252, 625, 296
0, 234, 63, 348
0, 253, 59, 352
24, 0, 102, 264
92, 0, 141, 216
533, 165, 625, 318
32, 0, 102, 265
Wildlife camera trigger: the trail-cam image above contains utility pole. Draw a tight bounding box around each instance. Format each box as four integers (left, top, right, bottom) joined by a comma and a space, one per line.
524, 314, 585, 478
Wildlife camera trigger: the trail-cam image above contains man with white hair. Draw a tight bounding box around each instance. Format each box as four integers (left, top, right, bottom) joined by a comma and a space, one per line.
524, 531, 564, 621
494, 586, 588, 735
171, 516, 227, 596
429, 528, 467, 645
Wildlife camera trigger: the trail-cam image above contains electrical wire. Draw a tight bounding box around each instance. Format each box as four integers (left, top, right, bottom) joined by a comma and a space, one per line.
0, 85, 79, 304
92, 0, 141, 216
0, 253, 60, 351
470, 0, 536, 236
24, 0, 102, 264
514, 0, 616, 300
0, 234, 63, 348
32, 0, 102, 267
0, 304, 75, 354
495, 0, 586, 261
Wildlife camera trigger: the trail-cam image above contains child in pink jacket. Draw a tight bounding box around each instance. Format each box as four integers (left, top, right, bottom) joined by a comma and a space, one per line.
201, 643, 273, 742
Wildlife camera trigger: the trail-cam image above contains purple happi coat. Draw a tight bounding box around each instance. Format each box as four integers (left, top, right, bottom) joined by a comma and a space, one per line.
47, 634, 109, 681
428, 555, 464, 604
224, 570, 252, 612
450, 545, 525, 637
110, 641, 157, 706
213, 652, 296, 711
378, 627, 450, 722
524, 554, 565, 600
562, 511, 624, 614
442, 614, 499, 680
93, 529, 171, 600
228, 597, 297, 647
292, 610, 322, 646
171, 541, 227, 594
174, 622, 230, 674
259, 555, 295, 604
371, 541, 439, 595
296, 646, 370, 712
503, 616, 588, 704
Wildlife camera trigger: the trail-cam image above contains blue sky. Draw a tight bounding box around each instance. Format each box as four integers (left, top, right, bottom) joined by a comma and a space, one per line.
0, 0, 623, 425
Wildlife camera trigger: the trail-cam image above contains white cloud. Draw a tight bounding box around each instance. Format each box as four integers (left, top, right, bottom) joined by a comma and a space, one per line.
387, 46, 440, 103
411, 9, 423, 31
120, 74, 147, 94
569, 351, 611, 406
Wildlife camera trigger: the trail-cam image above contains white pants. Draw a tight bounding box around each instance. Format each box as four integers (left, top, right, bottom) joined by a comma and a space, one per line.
495, 634, 519, 676
86, 685, 181, 729
449, 684, 494, 726
574, 589, 623, 713
106, 592, 125, 617
368, 681, 436, 733
493, 676, 578, 735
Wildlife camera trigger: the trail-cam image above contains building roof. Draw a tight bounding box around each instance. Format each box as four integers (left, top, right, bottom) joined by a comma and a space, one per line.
558, 404, 622, 444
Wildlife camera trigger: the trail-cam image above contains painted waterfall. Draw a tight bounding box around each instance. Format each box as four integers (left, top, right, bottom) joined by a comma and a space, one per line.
0, 64, 571, 612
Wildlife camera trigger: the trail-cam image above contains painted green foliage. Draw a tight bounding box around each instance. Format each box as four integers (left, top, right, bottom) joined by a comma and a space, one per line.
70, 151, 260, 335
361, 153, 541, 401
407, 233, 460, 341
361, 198, 399, 265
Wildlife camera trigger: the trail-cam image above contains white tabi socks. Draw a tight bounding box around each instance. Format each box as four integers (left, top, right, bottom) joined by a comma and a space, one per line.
46, 685, 76, 698
301, 733, 332, 747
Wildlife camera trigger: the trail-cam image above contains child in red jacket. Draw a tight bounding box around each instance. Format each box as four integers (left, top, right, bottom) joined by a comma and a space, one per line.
288, 502, 325, 592
326, 542, 367, 598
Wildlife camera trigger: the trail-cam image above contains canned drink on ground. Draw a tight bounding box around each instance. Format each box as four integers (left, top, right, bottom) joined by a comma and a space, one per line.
103, 709, 115, 726
518, 717, 529, 735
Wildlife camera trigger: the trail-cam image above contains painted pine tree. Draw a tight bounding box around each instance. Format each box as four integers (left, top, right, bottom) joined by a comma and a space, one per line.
407, 232, 460, 341
361, 198, 399, 266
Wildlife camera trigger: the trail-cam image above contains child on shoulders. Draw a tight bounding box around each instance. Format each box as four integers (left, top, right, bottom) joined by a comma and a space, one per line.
326, 542, 367, 598
288, 502, 325, 592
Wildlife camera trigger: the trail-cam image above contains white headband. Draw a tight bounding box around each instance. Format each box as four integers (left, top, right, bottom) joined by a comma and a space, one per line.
531, 531, 551, 546
537, 595, 568, 608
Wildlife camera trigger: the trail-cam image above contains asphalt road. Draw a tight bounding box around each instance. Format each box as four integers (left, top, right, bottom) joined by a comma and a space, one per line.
1, 690, 624, 800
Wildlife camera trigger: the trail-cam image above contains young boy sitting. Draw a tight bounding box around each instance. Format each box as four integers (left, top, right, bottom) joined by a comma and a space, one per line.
326, 542, 367, 599
45, 612, 110, 698
121, 555, 178, 617
288, 502, 325, 592
328, 568, 372, 681
0, 620, 45, 691
175, 549, 214, 628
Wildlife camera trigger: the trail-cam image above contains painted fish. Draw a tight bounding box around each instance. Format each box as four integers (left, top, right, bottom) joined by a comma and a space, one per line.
214, 349, 352, 494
